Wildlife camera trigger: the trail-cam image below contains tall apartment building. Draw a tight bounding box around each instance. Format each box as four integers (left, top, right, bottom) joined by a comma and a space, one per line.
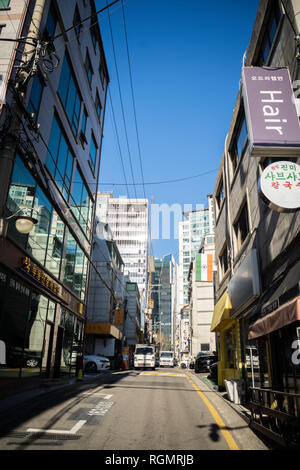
178, 194, 215, 310
0, 0, 109, 379
97, 193, 149, 300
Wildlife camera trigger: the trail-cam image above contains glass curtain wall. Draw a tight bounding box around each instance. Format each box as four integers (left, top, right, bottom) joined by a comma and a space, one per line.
6, 154, 89, 302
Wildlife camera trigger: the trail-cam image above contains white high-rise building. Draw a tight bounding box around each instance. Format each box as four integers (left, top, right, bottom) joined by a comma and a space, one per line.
178, 195, 215, 311
96, 193, 149, 300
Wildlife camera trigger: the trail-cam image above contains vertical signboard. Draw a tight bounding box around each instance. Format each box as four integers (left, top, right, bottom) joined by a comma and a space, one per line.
242, 67, 300, 156
196, 253, 213, 282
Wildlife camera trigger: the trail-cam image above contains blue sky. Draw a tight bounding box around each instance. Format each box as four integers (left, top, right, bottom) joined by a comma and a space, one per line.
95, 0, 260, 261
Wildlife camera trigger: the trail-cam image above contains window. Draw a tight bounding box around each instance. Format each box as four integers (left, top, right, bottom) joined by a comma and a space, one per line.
70, 167, 93, 239
234, 202, 250, 251
58, 54, 82, 134
89, 132, 97, 173
257, 3, 282, 66
216, 177, 225, 211
219, 244, 228, 279
0, 0, 10, 8
62, 230, 88, 300
230, 108, 248, 171
99, 58, 106, 89
84, 51, 93, 86
80, 107, 88, 145
43, 5, 56, 39
6, 154, 65, 278
46, 116, 74, 201
0, 24, 6, 35
95, 89, 102, 121
90, 19, 98, 50
73, 4, 81, 41
28, 74, 43, 122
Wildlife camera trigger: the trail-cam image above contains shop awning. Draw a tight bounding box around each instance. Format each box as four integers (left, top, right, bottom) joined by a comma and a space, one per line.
210, 290, 232, 332
248, 296, 300, 340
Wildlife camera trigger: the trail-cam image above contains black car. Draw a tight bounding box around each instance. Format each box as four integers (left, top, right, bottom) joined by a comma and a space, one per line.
194, 354, 217, 373
208, 362, 218, 381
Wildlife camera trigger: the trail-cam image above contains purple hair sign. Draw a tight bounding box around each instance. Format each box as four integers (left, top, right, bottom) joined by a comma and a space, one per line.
242, 67, 300, 156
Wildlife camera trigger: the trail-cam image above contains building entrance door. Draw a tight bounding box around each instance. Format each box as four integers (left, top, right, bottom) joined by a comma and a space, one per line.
53, 326, 64, 378
42, 322, 54, 377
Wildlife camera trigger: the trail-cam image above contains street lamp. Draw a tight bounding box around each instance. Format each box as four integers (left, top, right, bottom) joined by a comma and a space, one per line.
0, 207, 38, 237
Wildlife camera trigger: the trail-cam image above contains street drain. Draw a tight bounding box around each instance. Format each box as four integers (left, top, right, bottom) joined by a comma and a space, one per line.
0, 431, 81, 440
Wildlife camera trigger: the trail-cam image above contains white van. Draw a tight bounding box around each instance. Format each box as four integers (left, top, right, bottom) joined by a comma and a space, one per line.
134, 344, 155, 370
159, 351, 174, 368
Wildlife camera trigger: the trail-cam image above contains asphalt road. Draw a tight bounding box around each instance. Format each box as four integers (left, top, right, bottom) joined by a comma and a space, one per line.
0, 368, 268, 451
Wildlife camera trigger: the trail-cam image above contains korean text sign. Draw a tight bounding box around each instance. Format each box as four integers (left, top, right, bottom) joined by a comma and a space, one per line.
260, 161, 300, 212
242, 67, 300, 156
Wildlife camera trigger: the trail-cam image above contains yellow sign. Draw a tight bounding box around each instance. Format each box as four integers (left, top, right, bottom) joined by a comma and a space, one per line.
22, 256, 60, 296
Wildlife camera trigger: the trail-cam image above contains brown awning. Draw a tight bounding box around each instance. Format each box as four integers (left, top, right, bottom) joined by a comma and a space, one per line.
248, 296, 300, 340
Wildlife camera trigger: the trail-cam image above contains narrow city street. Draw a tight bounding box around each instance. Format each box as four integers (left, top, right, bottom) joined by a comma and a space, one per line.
0, 369, 268, 451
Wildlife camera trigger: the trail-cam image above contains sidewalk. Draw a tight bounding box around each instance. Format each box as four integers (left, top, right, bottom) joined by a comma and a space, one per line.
187, 371, 252, 424
0, 371, 116, 416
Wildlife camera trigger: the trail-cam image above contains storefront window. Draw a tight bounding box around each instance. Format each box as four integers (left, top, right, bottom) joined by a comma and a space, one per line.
0, 269, 31, 377
0, 268, 57, 378
23, 294, 47, 376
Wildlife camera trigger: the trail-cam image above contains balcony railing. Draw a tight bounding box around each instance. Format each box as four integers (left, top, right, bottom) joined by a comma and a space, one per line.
249, 386, 300, 448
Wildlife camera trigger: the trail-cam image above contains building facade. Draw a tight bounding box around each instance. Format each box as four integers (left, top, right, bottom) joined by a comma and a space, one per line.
211, 0, 300, 445
0, 0, 109, 378
178, 195, 214, 310
85, 222, 125, 369
189, 235, 217, 358
97, 193, 149, 301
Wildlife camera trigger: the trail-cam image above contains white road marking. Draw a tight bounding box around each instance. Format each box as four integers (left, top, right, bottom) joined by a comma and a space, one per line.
87, 401, 114, 416
27, 420, 86, 435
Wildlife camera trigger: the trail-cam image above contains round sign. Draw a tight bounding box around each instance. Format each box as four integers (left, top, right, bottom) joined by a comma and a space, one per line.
259, 161, 300, 212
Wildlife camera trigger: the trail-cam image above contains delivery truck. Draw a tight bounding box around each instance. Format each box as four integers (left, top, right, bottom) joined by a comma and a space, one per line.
134, 344, 155, 370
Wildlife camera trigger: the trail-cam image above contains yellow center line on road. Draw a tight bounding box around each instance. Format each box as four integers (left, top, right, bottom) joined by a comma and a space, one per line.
185, 374, 240, 451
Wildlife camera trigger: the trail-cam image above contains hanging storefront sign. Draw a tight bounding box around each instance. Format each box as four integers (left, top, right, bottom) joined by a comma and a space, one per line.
242, 67, 300, 156
259, 161, 300, 212
227, 249, 261, 315
196, 253, 213, 282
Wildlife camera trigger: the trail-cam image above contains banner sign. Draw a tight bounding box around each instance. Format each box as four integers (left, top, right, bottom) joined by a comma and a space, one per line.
259, 160, 300, 212
196, 253, 213, 282
242, 67, 300, 156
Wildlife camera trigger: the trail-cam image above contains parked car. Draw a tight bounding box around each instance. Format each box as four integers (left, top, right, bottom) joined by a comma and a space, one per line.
83, 354, 110, 373
194, 354, 217, 373
209, 362, 218, 381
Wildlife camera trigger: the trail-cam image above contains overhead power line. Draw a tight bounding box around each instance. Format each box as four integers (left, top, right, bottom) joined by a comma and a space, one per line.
106, 0, 138, 200
99, 168, 219, 186
121, 0, 146, 200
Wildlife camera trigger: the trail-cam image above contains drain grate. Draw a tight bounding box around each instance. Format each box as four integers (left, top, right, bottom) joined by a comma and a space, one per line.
0, 431, 81, 440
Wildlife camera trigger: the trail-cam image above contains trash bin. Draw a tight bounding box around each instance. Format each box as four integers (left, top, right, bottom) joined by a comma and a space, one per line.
232, 379, 245, 405
224, 380, 234, 402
